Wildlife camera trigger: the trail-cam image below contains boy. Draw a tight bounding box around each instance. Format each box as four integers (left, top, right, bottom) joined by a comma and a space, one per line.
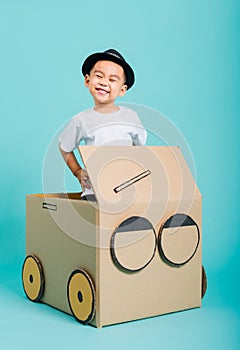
59, 49, 147, 199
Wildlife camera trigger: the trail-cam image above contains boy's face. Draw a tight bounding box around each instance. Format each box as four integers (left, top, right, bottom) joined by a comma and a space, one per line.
84, 60, 128, 107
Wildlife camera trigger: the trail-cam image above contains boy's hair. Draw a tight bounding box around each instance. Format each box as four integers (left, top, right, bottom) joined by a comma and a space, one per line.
82, 49, 135, 89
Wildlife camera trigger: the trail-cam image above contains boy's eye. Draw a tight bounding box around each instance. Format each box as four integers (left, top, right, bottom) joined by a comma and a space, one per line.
109, 78, 117, 83
96, 74, 102, 78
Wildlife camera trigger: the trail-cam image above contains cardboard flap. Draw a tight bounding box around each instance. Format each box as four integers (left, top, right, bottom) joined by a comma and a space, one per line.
78, 146, 200, 213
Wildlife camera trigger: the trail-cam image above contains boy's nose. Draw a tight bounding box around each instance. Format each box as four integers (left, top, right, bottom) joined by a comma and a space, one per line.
99, 79, 108, 86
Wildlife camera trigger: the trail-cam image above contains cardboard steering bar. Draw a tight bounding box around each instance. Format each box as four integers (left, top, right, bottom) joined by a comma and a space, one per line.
113, 169, 151, 193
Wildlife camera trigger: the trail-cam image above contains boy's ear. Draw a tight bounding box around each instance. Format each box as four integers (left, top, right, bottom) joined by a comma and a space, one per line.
84, 74, 90, 87
119, 84, 128, 97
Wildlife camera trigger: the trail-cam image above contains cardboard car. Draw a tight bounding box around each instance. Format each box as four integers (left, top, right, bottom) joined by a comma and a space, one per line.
22, 146, 207, 328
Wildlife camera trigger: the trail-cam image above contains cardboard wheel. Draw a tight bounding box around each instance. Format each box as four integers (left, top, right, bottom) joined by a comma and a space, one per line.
67, 269, 95, 324
158, 214, 200, 266
202, 265, 207, 298
22, 255, 44, 302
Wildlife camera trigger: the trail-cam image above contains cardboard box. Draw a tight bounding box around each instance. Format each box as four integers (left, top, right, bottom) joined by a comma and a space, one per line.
23, 146, 203, 328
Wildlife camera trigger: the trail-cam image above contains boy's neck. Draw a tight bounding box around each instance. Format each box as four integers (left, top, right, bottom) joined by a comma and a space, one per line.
93, 104, 120, 114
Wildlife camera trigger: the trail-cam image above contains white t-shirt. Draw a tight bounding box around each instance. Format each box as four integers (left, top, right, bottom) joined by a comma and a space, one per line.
59, 106, 147, 150
59, 106, 147, 196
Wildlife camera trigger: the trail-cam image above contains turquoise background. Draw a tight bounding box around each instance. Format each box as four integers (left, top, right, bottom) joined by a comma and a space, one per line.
0, 0, 239, 349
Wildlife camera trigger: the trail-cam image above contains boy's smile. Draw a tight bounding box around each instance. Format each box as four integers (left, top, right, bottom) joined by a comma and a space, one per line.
84, 60, 127, 112
95, 86, 110, 95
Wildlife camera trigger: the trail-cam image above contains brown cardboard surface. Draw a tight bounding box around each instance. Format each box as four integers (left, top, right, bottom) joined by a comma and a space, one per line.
79, 146, 200, 227
24, 146, 202, 327
80, 146, 201, 327
26, 194, 100, 327
95, 202, 201, 327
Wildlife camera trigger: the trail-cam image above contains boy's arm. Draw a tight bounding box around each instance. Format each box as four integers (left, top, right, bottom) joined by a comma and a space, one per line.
59, 145, 91, 190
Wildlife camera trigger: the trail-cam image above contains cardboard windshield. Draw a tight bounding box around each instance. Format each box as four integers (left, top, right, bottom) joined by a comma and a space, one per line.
78, 146, 200, 214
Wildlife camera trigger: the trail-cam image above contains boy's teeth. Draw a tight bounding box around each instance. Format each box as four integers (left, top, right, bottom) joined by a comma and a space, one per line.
98, 89, 108, 94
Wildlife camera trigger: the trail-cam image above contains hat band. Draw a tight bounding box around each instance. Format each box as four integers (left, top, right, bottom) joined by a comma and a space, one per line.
106, 52, 123, 61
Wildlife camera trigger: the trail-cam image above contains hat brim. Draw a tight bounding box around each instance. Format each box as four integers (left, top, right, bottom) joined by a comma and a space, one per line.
82, 52, 135, 89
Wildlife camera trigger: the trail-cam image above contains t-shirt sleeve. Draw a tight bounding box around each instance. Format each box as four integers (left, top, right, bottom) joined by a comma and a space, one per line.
58, 118, 82, 152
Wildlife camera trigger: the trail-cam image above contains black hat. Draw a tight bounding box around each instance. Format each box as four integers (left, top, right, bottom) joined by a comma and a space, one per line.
81, 49, 135, 89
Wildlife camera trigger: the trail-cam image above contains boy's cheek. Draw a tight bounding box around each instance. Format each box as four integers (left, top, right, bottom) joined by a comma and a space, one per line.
90, 76, 99, 84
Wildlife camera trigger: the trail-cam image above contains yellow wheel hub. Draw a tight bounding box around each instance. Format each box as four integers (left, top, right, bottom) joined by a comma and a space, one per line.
67, 269, 95, 324
22, 255, 44, 302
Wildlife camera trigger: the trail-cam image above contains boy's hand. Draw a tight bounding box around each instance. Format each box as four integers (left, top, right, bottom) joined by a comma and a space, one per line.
75, 169, 91, 191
